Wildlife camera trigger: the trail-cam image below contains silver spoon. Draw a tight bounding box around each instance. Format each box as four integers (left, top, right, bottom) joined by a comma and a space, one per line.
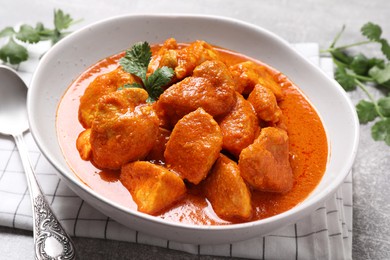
0, 65, 76, 260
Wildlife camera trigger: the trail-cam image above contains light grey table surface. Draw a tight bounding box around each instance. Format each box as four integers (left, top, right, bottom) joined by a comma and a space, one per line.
1, 0, 389, 259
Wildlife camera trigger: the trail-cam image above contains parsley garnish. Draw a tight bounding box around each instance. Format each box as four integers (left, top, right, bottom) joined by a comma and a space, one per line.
119, 41, 174, 103
322, 22, 390, 146
0, 9, 79, 65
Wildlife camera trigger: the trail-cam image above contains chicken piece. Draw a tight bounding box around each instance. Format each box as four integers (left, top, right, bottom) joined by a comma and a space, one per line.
239, 127, 293, 193
175, 40, 220, 79
145, 127, 171, 164
229, 61, 283, 99
78, 67, 140, 128
204, 154, 252, 221
90, 88, 159, 169
148, 38, 179, 75
121, 161, 186, 215
267, 113, 288, 131
164, 108, 223, 184
192, 59, 235, 86
247, 84, 282, 123
76, 128, 92, 161
150, 101, 171, 130
217, 93, 260, 158
148, 39, 220, 80
156, 60, 236, 126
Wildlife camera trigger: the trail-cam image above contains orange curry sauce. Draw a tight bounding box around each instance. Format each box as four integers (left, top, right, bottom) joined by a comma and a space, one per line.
56, 43, 328, 225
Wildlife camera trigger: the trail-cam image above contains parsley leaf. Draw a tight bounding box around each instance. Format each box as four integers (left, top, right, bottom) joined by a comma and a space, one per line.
361, 22, 382, 41
378, 97, 390, 117
369, 64, 390, 86
372, 118, 390, 145
356, 100, 378, 123
51, 9, 78, 44
361, 22, 390, 60
119, 41, 174, 102
119, 42, 151, 81
54, 9, 74, 31
0, 9, 79, 65
0, 27, 15, 38
368, 57, 385, 70
350, 53, 369, 75
335, 66, 356, 91
145, 67, 175, 100
322, 22, 390, 146
16, 24, 41, 43
380, 39, 390, 60
0, 38, 28, 65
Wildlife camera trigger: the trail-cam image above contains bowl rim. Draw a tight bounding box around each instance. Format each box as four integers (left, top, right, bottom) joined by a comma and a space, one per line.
28, 13, 360, 233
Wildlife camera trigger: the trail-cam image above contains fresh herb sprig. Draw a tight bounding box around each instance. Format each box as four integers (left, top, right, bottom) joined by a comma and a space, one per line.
322, 22, 390, 145
119, 41, 174, 103
0, 9, 79, 65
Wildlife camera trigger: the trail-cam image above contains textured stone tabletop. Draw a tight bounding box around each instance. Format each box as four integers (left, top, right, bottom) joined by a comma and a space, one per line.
1, 0, 389, 259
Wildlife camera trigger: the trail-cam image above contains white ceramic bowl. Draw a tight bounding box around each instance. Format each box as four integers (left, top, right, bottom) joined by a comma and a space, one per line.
27, 14, 359, 244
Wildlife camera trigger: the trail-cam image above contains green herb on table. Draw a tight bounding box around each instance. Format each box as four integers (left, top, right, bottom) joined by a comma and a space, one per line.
119, 41, 174, 103
321, 22, 390, 145
0, 9, 80, 65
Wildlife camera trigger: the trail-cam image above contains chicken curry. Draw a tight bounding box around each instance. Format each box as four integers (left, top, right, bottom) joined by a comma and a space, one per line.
57, 39, 328, 225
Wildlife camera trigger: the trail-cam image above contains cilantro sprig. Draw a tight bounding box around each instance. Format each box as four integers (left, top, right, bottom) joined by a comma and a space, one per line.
0, 9, 80, 65
119, 41, 174, 102
322, 22, 390, 145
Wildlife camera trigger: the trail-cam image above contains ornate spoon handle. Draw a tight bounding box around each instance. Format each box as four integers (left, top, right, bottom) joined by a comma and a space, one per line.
14, 133, 76, 260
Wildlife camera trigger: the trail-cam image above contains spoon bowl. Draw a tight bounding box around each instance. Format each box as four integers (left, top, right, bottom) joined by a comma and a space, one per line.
0, 65, 76, 260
